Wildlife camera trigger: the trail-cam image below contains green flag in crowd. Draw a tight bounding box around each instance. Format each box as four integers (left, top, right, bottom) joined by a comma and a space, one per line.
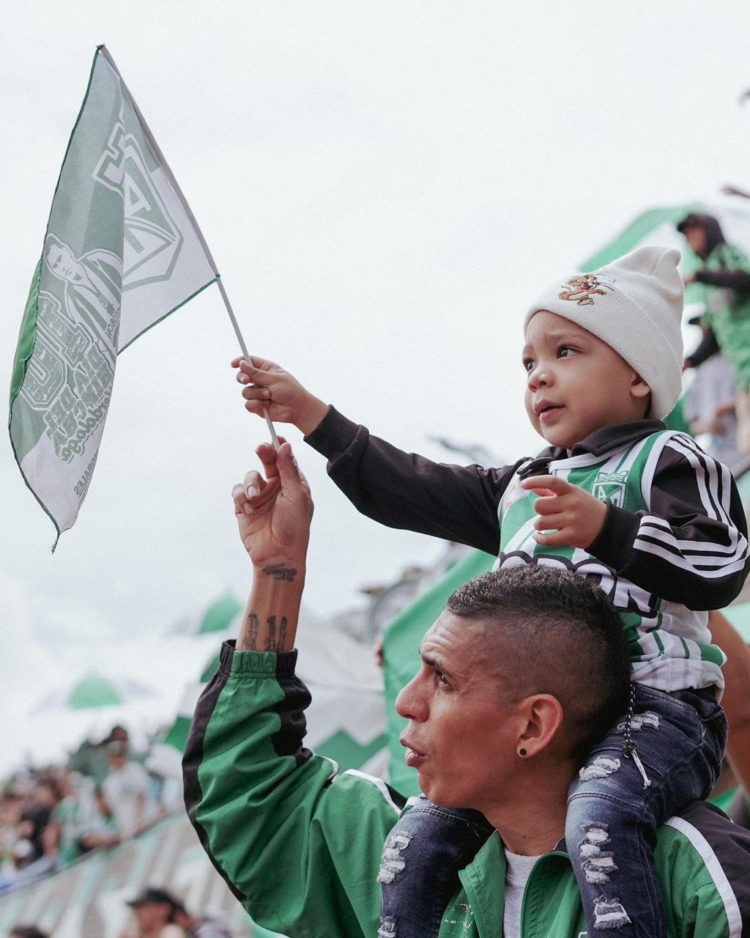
9, 46, 219, 544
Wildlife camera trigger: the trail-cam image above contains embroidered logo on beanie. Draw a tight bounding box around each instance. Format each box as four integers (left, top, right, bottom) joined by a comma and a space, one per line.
558, 273, 614, 307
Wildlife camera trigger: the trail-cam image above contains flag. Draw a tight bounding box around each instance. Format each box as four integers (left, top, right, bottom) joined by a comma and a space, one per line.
9, 46, 219, 543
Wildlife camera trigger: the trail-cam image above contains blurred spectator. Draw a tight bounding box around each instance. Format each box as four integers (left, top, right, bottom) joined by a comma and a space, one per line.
18, 778, 59, 866
69, 724, 131, 786
119, 887, 184, 938
170, 896, 234, 938
101, 742, 162, 838
677, 212, 750, 454
683, 318, 743, 471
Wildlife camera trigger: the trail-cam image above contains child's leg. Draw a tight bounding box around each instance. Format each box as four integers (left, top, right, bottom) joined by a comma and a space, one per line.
566, 683, 726, 937
378, 797, 493, 938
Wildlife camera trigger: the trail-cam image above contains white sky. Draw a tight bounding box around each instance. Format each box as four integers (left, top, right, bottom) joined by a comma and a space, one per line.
1, 0, 749, 771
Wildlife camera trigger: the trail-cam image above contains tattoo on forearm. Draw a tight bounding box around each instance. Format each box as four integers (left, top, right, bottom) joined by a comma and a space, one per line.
244, 611, 261, 650
262, 564, 298, 582
264, 615, 289, 652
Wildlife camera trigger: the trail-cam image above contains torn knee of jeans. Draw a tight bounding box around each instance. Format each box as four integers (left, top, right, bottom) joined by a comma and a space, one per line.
579, 755, 620, 781
578, 823, 617, 883
582, 854, 618, 884
377, 832, 412, 884
593, 897, 632, 930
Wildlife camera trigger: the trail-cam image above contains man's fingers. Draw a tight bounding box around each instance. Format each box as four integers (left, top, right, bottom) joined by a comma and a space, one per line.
275, 442, 300, 485
275, 442, 312, 502
232, 482, 248, 515
256, 438, 288, 478
243, 470, 265, 498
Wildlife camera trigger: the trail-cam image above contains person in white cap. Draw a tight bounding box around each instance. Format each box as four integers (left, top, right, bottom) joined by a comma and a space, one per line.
231, 245, 749, 938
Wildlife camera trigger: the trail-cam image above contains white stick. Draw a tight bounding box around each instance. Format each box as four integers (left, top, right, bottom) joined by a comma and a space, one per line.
216, 278, 280, 449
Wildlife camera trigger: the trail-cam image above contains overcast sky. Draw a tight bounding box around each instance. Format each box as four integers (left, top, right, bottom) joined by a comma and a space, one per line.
2, 0, 749, 771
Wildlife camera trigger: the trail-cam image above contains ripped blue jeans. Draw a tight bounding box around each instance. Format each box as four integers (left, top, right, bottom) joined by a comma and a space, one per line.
378, 683, 726, 938
566, 683, 726, 937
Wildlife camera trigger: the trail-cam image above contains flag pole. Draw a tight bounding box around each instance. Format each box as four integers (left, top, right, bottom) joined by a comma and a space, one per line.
96, 45, 280, 449
216, 278, 280, 449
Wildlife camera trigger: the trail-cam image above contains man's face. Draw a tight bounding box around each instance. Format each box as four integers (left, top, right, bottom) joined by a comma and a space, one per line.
133, 901, 171, 931
395, 611, 521, 814
523, 310, 648, 450
45, 242, 78, 280
684, 224, 707, 259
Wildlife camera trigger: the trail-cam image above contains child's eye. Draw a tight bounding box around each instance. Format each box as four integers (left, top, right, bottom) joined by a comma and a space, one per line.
522, 358, 534, 372
558, 345, 576, 358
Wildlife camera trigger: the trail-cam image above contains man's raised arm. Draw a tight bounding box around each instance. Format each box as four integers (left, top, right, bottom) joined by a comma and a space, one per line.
184, 443, 399, 938
231, 439, 313, 653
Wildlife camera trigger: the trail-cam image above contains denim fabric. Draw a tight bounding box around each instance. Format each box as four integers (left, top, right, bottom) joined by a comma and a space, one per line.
378, 799, 493, 938
566, 683, 726, 937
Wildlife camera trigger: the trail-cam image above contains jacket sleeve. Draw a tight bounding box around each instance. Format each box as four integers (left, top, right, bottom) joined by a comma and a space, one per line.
656, 802, 750, 936
695, 268, 750, 291
684, 326, 720, 369
305, 406, 523, 555
586, 434, 749, 609
183, 642, 403, 938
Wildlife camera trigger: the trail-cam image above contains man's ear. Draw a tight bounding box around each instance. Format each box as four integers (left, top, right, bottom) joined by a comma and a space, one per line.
516, 693, 564, 758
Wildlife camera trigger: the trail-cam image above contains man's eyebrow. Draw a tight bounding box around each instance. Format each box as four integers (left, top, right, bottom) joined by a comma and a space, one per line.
421, 651, 453, 678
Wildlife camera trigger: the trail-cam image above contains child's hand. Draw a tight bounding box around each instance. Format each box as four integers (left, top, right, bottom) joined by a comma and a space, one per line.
521, 475, 608, 549
231, 355, 329, 435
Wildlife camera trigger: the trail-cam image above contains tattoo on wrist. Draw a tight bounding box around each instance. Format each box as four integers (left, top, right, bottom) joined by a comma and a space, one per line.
262, 564, 297, 582
244, 612, 260, 650
241, 612, 289, 652
264, 615, 289, 652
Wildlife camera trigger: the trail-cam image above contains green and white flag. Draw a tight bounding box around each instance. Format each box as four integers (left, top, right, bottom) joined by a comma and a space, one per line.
9, 46, 219, 542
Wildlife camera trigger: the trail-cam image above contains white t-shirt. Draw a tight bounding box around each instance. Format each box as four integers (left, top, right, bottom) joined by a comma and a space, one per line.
102, 760, 160, 837
503, 849, 541, 938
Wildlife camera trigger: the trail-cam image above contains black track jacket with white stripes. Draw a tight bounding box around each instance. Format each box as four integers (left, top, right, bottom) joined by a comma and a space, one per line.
306, 409, 750, 689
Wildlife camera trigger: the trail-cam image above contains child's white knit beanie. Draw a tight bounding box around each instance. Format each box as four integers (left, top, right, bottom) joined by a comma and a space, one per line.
523, 246, 684, 420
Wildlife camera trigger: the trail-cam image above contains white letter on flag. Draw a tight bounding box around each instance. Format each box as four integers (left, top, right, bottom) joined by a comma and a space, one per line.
9, 46, 219, 545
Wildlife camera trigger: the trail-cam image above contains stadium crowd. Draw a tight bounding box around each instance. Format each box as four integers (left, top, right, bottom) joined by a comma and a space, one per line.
0, 725, 170, 895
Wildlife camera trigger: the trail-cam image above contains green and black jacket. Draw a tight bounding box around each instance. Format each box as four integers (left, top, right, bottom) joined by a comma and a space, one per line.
184, 642, 750, 937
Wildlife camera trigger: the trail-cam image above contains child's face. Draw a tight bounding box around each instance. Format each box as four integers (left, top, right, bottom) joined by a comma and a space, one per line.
522, 311, 650, 450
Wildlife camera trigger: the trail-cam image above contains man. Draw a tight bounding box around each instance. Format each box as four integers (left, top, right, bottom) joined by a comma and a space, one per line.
170, 899, 234, 938
184, 442, 750, 937
102, 741, 161, 838
678, 211, 750, 454
120, 887, 184, 938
